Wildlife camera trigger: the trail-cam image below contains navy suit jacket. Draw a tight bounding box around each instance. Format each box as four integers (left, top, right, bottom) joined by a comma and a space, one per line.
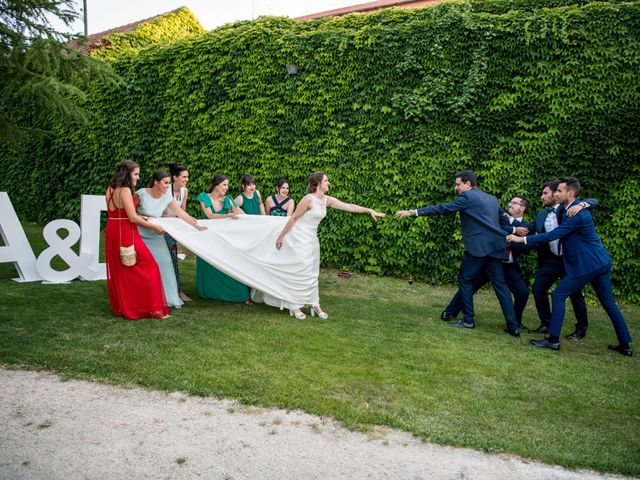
531, 198, 598, 263
417, 188, 509, 259
525, 199, 611, 277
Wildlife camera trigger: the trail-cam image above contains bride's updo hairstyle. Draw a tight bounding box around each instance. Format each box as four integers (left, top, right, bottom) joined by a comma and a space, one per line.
207, 174, 228, 193
307, 171, 326, 194
109, 160, 139, 194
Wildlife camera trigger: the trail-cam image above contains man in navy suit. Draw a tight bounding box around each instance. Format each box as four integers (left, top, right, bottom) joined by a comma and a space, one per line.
507, 177, 633, 356
396, 170, 520, 336
439, 196, 532, 329
529, 180, 596, 339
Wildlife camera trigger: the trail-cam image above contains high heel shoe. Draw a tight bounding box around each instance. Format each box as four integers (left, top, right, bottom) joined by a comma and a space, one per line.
310, 306, 329, 319
289, 309, 306, 320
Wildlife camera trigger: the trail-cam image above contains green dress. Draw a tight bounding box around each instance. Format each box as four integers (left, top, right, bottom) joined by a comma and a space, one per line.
195, 192, 251, 302
240, 192, 261, 215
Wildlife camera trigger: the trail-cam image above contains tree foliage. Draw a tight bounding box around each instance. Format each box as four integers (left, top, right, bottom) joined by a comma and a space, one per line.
2, 0, 639, 300
0, 0, 116, 143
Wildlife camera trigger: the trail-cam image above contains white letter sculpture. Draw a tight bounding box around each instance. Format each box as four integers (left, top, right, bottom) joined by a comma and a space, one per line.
0, 192, 42, 282
0, 192, 107, 283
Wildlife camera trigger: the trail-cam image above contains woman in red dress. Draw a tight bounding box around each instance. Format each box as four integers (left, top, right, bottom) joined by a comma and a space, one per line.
105, 160, 170, 319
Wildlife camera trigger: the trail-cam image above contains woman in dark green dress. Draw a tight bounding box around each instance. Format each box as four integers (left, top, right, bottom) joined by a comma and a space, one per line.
234, 174, 265, 215
195, 174, 251, 303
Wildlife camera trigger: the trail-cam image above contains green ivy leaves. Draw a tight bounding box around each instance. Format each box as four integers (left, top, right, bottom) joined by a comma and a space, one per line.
2, 0, 639, 299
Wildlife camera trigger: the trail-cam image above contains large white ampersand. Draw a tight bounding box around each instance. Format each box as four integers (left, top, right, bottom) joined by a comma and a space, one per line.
35, 220, 84, 283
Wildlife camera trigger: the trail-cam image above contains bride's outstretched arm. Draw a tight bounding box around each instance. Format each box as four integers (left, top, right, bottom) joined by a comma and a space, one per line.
275, 195, 312, 250
326, 196, 385, 221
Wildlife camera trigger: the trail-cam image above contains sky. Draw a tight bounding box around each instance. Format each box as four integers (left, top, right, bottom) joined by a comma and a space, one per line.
59, 0, 362, 35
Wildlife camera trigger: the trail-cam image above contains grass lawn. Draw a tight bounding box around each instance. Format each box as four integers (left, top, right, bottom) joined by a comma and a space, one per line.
1, 223, 639, 475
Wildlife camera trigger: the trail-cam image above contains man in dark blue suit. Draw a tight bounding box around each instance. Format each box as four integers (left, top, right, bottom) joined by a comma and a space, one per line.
396, 170, 520, 336
528, 180, 596, 339
440, 196, 532, 329
508, 177, 633, 356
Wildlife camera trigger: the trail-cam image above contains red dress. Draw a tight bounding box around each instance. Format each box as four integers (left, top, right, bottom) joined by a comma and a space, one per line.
105, 189, 169, 319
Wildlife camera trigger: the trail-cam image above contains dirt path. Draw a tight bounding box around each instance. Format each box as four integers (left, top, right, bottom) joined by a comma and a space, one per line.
0, 368, 631, 480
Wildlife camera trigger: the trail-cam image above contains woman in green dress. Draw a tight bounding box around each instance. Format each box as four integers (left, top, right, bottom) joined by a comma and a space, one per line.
234, 174, 265, 215
195, 174, 252, 303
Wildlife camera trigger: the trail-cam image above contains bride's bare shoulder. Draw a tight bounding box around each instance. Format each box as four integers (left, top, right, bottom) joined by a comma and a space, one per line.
297, 194, 315, 209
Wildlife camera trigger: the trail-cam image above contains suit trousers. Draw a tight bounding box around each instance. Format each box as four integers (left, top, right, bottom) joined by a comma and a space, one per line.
549, 264, 632, 343
532, 255, 588, 332
445, 263, 529, 326
458, 253, 518, 331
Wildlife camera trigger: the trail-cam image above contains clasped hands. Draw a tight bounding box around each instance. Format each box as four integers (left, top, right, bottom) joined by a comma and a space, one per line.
506, 234, 524, 243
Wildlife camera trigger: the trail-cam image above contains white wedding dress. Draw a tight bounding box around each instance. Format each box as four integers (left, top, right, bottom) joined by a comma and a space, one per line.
151, 196, 326, 311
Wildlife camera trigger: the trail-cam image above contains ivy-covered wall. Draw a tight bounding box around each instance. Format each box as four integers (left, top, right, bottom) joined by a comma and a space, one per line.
89, 7, 205, 60
2, 0, 639, 300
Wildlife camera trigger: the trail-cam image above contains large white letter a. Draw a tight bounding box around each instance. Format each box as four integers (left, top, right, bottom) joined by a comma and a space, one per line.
0, 192, 43, 282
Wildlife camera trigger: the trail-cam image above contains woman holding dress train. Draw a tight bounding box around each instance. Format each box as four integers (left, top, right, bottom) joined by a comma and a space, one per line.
136, 170, 206, 308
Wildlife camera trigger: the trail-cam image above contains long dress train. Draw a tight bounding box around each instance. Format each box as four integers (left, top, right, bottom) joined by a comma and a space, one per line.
152, 196, 327, 310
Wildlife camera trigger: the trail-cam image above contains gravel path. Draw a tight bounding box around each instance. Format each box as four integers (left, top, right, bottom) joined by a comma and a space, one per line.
0, 368, 631, 480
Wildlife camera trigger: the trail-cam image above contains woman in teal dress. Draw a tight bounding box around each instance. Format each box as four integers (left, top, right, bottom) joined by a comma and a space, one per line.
196, 174, 252, 303
234, 174, 265, 215
137, 170, 206, 308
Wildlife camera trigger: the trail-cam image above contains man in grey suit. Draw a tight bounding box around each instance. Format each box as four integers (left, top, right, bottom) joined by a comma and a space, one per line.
396, 170, 520, 336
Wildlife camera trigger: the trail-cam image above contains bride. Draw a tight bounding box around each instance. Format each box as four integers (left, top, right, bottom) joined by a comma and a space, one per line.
273, 172, 385, 319
151, 172, 385, 320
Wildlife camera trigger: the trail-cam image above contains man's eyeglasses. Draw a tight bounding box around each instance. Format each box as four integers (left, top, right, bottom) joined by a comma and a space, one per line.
508, 201, 524, 206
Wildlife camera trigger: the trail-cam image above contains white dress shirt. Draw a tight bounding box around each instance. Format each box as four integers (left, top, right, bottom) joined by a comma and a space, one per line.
544, 204, 561, 256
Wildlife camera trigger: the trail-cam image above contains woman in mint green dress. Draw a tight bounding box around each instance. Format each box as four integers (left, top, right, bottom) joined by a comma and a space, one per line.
137, 171, 206, 308
196, 174, 252, 302
234, 174, 265, 215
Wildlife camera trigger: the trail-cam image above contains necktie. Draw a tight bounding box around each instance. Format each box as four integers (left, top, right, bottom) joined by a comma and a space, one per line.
546, 207, 556, 214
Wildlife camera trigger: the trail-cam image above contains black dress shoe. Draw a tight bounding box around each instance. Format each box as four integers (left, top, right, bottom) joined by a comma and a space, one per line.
528, 325, 549, 334
448, 320, 475, 329
504, 328, 520, 337
565, 330, 586, 340
440, 311, 456, 321
608, 345, 633, 357
529, 338, 560, 350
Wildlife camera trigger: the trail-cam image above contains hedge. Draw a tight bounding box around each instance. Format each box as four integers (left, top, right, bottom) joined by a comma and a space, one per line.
89, 7, 205, 60
1, 0, 639, 300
